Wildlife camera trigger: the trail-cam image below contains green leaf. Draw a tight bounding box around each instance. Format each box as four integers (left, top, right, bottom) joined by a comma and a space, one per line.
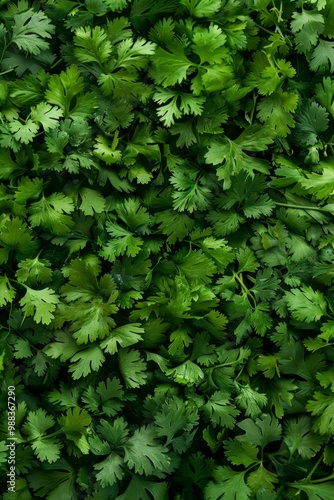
123, 425, 170, 475
27, 460, 77, 500
58, 407, 92, 454
294, 101, 329, 146
118, 348, 148, 388
19, 286, 59, 325
30, 102, 63, 132
29, 193, 75, 235
11, 9, 55, 55
237, 415, 282, 449
285, 285, 327, 323
116, 475, 169, 500
155, 209, 194, 244
150, 40, 195, 87
300, 160, 334, 200
100, 323, 144, 354
73, 26, 112, 65
291, 9, 324, 52
22, 409, 61, 463
69, 346, 105, 380
205, 466, 251, 500
16, 256, 52, 284
0, 275, 16, 306
235, 385, 268, 418
166, 359, 204, 386
306, 392, 334, 435
203, 391, 240, 429
284, 416, 322, 458
246, 464, 278, 494
180, 0, 222, 17
205, 125, 272, 189
9, 119, 39, 144
224, 439, 259, 467
94, 453, 124, 487
288, 482, 334, 500
79, 188, 105, 215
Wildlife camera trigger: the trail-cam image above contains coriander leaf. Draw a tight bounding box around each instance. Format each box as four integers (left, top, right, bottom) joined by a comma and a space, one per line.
79, 188, 105, 215
30, 102, 63, 132
16, 256, 52, 284
306, 392, 334, 435
29, 193, 75, 236
285, 285, 327, 322
11, 9, 55, 55
205, 466, 251, 500
100, 323, 144, 354
166, 360, 204, 386
237, 415, 282, 449
300, 160, 334, 200
294, 101, 329, 146
203, 391, 240, 429
58, 407, 91, 454
118, 348, 147, 388
247, 465, 278, 494
94, 453, 125, 487
224, 439, 259, 467
68, 346, 105, 380
155, 209, 194, 244
116, 475, 169, 500
0, 275, 16, 306
288, 482, 334, 500
9, 119, 39, 144
19, 286, 59, 325
235, 385, 268, 418
180, 0, 222, 17
22, 409, 61, 463
150, 40, 195, 86
284, 416, 322, 458
123, 425, 170, 475
291, 8, 324, 52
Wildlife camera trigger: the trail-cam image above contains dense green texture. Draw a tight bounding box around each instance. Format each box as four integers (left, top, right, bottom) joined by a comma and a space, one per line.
1, 0, 334, 498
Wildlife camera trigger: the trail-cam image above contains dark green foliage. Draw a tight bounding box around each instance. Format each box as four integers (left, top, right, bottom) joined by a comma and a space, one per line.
1, 0, 334, 498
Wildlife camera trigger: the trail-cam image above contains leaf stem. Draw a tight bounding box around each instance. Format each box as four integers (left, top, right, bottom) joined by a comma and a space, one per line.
275, 202, 329, 212
306, 453, 323, 480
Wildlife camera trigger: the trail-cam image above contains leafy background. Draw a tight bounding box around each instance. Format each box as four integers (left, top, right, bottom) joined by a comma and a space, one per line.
1, 0, 334, 498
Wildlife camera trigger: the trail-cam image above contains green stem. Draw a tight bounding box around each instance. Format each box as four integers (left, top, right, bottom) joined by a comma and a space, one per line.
306, 453, 323, 481
232, 271, 257, 308
275, 202, 329, 212
312, 472, 334, 484
0, 68, 14, 77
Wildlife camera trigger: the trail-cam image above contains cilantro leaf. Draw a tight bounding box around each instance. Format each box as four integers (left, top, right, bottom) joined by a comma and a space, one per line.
29, 193, 75, 235
0, 275, 16, 306
94, 453, 124, 487
19, 286, 59, 325
123, 425, 170, 475
68, 346, 105, 380
150, 40, 195, 86
284, 416, 322, 458
205, 125, 273, 189
30, 102, 63, 132
294, 101, 329, 146
22, 409, 61, 463
205, 466, 251, 500
11, 9, 55, 55
180, 0, 222, 17
285, 285, 327, 323
306, 391, 334, 435
16, 256, 52, 285
118, 348, 148, 388
58, 407, 91, 454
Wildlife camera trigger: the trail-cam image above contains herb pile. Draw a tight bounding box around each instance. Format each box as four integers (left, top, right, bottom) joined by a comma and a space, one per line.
1, 0, 334, 498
